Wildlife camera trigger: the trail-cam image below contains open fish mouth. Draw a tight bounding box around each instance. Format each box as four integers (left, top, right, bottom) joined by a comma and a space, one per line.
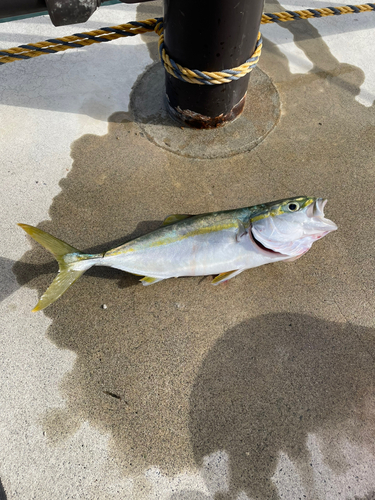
307, 198, 338, 232
307, 197, 327, 217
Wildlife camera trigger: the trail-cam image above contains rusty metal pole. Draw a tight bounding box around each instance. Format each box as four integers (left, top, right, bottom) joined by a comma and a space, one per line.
163, 0, 264, 128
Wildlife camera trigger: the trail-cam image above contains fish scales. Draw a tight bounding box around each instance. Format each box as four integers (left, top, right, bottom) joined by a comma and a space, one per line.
18, 197, 337, 311
102, 209, 253, 278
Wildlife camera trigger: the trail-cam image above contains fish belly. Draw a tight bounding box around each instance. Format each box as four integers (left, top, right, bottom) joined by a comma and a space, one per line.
100, 229, 279, 278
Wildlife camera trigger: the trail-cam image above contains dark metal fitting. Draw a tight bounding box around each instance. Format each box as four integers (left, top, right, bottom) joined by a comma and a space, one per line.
0, 0, 155, 26
117, 0, 156, 3
45, 0, 156, 26
45, 0, 100, 26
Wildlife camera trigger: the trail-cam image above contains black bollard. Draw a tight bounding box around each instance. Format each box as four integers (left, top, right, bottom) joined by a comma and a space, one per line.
163, 0, 264, 128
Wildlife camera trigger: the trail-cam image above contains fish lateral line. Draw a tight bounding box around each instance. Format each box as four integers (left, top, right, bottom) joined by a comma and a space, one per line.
17, 196, 336, 311
105, 217, 248, 257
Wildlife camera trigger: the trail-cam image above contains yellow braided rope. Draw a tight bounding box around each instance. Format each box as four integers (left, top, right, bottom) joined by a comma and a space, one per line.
0, 19, 159, 64
155, 22, 262, 85
261, 3, 374, 22
0, 4, 373, 67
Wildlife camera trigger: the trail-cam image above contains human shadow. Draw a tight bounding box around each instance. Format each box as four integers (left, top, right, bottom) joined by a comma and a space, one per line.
263, 0, 373, 104
189, 313, 375, 500
0, 478, 7, 500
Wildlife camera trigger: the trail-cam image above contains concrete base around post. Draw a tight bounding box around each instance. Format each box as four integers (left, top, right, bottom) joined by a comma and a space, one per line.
130, 64, 280, 158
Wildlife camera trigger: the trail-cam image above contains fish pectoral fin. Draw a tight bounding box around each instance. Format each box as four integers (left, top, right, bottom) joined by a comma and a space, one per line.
162, 214, 193, 226
236, 220, 248, 242
140, 276, 165, 286
211, 269, 244, 285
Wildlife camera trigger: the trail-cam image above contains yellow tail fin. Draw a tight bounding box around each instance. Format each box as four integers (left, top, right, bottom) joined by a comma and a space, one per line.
18, 224, 99, 312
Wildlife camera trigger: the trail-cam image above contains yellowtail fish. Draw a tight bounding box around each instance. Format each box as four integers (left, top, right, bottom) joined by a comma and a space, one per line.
18, 196, 337, 312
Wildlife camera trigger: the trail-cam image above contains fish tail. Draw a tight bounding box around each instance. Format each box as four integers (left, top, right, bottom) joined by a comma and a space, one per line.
18, 224, 101, 312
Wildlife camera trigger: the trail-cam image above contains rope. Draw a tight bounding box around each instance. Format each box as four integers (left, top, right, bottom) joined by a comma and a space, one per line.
0, 18, 161, 65
0, 3, 374, 83
155, 20, 262, 85
262, 2, 374, 22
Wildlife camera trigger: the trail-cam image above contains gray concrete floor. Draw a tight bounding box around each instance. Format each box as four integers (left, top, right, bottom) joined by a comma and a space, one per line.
0, 1, 375, 499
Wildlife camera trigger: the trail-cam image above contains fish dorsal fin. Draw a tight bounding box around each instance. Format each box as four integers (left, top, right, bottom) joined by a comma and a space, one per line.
140, 276, 164, 286
211, 269, 244, 285
162, 214, 193, 226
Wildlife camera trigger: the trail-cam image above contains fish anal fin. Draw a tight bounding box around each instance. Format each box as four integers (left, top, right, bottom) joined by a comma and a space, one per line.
211, 269, 244, 285
162, 214, 193, 226
140, 276, 164, 286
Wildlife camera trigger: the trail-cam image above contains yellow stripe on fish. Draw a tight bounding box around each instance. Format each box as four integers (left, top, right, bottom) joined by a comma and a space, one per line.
105, 220, 240, 257
250, 197, 314, 222
18, 196, 336, 311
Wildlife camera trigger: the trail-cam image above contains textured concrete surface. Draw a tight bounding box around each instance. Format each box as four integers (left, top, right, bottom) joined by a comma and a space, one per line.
0, 1, 375, 499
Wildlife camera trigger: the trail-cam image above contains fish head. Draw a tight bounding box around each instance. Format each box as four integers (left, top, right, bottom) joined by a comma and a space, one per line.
250, 196, 337, 257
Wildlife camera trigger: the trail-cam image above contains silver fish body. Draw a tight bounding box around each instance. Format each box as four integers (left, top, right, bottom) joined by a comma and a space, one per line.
100, 209, 280, 278
18, 196, 337, 311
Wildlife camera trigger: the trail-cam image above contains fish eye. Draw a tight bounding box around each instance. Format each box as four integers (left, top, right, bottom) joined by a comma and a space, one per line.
288, 202, 299, 212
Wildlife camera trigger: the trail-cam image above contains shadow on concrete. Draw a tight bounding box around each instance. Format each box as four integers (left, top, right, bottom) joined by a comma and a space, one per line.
189, 313, 375, 499
0, 256, 24, 302
136, 0, 163, 63
354, 493, 375, 500
0, 478, 7, 500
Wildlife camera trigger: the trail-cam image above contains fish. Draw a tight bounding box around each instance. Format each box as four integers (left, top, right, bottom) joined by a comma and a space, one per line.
18, 196, 337, 312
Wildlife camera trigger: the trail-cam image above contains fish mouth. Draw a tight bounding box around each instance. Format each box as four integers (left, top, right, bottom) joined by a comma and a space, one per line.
307, 198, 326, 217
307, 198, 338, 232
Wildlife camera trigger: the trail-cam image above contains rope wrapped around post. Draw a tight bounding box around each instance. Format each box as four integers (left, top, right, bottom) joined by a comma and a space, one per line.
155, 19, 262, 85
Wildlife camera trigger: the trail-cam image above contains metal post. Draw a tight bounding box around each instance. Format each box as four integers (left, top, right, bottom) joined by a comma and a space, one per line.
163, 0, 264, 128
